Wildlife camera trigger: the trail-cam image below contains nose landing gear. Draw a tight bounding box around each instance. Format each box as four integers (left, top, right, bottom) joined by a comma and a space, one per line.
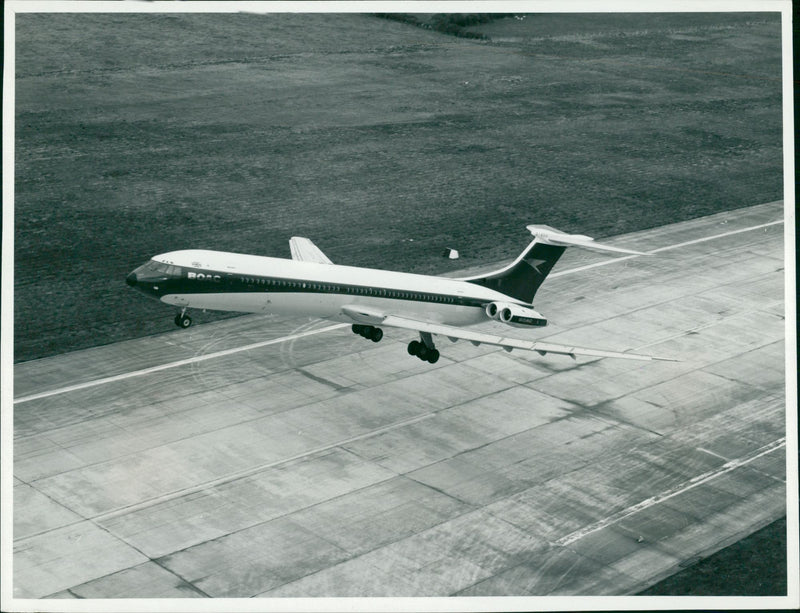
174, 309, 192, 329
352, 324, 383, 342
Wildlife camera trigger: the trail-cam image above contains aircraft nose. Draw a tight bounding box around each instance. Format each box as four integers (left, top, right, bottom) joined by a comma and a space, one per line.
126, 272, 138, 287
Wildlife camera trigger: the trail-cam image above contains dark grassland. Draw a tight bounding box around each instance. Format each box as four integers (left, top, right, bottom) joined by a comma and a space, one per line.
14, 13, 782, 362
638, 516, 788, 595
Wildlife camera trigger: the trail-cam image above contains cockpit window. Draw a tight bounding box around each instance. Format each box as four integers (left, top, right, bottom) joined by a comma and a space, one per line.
135, 260, 181, 279
149, 261, 181, 275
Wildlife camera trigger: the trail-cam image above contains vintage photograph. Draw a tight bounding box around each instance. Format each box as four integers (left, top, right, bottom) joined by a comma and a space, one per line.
3, 1, 795, 611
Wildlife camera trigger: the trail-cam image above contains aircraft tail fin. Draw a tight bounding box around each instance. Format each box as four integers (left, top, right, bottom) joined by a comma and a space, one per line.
463, 225, 648, 304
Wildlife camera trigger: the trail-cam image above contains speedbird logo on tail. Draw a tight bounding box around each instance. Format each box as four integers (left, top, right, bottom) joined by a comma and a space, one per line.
527, 258, 547, 275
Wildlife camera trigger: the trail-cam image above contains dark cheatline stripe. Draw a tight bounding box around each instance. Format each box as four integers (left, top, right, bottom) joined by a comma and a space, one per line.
139, 267, 506, 309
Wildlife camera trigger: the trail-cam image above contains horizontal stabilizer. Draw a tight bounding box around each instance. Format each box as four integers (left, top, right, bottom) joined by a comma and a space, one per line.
526, 225, 649, 255
290, 237, 333, 265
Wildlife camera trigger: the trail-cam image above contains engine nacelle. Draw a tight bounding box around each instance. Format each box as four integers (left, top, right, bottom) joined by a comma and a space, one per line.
485, 301, 505, 319
486, 302, 547, 327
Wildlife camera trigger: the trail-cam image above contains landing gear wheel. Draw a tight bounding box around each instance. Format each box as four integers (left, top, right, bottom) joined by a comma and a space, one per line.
175, 314, 192, 329
408, 338, 440, 363
353, 324, 383, 342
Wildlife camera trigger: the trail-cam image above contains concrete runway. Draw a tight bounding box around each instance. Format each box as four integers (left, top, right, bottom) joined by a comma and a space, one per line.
12, 201, 787, 599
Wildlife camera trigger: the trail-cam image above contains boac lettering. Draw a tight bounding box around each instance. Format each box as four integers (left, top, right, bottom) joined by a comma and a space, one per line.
187, 272, 221, 282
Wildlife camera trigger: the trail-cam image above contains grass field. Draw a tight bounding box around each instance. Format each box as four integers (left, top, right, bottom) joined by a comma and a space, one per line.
639, 516, 787, 596
13, 12, 783, 362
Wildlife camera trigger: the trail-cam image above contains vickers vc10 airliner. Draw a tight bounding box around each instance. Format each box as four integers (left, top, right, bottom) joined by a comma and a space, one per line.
126, 225, 676, 364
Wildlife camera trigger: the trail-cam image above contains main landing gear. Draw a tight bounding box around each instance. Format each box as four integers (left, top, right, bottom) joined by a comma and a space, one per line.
174, 308, 192, 329
352, 324, 383, 342
408, 332, 440, 364
352, 325, 440, 364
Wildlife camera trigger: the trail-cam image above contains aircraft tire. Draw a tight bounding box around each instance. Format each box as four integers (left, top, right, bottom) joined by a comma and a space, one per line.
417, 345, 429, 360
427, 349, 440, 364
352, 324, 364, 335
408, 340, 421, 356
370, 328, 383, 342
176, 314, 192, 329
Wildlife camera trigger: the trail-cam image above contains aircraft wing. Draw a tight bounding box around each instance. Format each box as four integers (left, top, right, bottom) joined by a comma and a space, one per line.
290, 237, 333, 265
340, 305, 677, 362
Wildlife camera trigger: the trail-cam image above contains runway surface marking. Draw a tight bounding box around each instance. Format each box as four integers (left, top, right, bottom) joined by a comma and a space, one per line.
549, 218, 784, 278
14, 323, 347, 404
14, 217, 784, 405
555, 436, 786, 547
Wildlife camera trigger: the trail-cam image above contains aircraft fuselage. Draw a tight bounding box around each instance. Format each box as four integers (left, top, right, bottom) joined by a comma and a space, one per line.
125, 229, 675, 364
126, 249, 525, 327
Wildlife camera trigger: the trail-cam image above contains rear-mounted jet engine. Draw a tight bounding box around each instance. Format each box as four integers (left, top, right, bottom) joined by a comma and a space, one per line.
485, 301, 547, 327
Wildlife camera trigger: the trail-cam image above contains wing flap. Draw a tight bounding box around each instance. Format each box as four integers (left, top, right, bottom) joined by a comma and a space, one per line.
290, 237, 333, 265
339, 309, 677, 362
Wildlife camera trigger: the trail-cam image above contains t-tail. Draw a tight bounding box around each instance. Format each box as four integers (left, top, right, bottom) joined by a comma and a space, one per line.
463, 224, 648, 304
